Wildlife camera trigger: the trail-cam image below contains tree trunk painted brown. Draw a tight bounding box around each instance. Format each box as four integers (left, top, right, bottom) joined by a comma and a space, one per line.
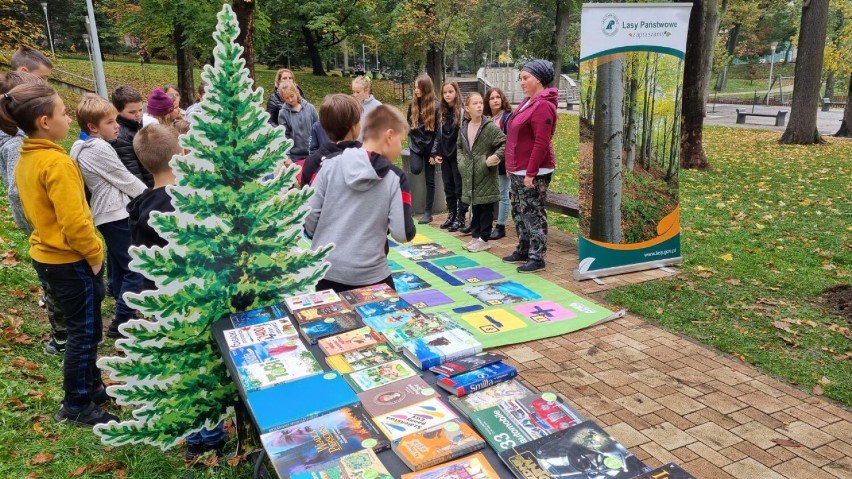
173, 21, 194, 110
680, 0, 711, 170
590, 56, 624, 244
835, 74, 852, 137
551, 0, 571, 80
780, 0, 830, 145
233, 0, 255, 80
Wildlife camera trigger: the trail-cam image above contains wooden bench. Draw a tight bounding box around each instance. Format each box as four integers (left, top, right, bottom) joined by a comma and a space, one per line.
565, 100, 579, 111
545, 192, 579, 218
736, 108, 788, 127
822, 98, 845, 111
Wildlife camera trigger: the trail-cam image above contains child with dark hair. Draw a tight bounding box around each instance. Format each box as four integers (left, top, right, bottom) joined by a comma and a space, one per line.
436, 80, 465, 232
407, 74, 441, 224
1, 82, 116, 427
10, 46, 53, 79
300, 94, 362, 187
484, 87, 513, 240
109, 85, 153, 187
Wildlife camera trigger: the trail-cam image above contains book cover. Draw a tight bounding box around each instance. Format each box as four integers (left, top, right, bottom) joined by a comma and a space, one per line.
237, 350, 323, 392
326, 343, 399, 374
362, 308, 431, 332
230, 303, 290, 328
430, 353, 507, 377
318, 326, 385, 356
400, 452, 501, 479
247, 372, 359, 433
469, 393, 583, 452
383, 313, 459, 351
396, 243, 454, 261
345, 359, 418, 393
402, 328, 482, 370
499, 421, 647, 479
224, 320, 298, 349
300, 312, 362, 345
634, 463, 697, 479
285, 289, 342, 312
355, 297, 411, 319
372, 397, 458, 441
289, 448, 393, 479
436, 362, 518, 397
449, 380, 535, 418
392, 419, 486, 471
229, 336, 306, 368
261, 405, 388, 478
294, 301, 354, 325
357, 376, 437, 417
340, 283, 397, 306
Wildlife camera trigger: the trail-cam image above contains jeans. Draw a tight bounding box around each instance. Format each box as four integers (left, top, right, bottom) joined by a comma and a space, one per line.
471, 203, 496, 240
32, 259, 105, 410
186, 421, 227, 446
409, 151, 436, 212
98, 219, 144, 323
510, 173, 551, 262
316, 274, 396, 295
497, 174, 510, 225
441, 154, 463, 214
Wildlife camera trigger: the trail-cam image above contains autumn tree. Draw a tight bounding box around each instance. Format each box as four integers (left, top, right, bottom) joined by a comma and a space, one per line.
824, 2, 852, 137
680, 0, 719, 170
0, 0, 43, 57
780, 0, 831, 145
233, 0, 256, 79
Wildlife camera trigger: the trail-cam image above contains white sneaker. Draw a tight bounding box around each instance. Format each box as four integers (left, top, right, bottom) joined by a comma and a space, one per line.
463, 239, 478, 251
468, 238, 491, 253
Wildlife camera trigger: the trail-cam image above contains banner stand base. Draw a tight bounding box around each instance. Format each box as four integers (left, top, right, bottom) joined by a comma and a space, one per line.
574, 257, 683, 282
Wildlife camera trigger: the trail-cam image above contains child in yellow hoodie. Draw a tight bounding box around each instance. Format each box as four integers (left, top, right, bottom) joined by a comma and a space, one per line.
0, 83, 118, 427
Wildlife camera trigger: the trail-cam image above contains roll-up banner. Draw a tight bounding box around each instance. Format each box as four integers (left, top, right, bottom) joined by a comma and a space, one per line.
575, 2, 692, 281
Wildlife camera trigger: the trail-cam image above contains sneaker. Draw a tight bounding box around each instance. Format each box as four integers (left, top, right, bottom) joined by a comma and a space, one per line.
91, 386, 112, 405
184, 439, 227, 463
418, 212, 433, 224
468, 238, 491, 253
489, 224, 506, 240
458, 224, 472, 236
517, 259, 546, 273
54, 402, 118, 427
462, 239, 477, 251
38, 295, 47, 309
502, 251, 529, 264
106, 319, 127, 339
43, 337, 66, 355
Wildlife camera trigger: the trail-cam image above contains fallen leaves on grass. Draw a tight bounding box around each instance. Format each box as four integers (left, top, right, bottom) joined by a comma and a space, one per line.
69, 461, 123, 477
813, 385, 824, 395
773, 321, 793, 333
26, 390, 45, 401
2, 315, 32, 345
12, 357, 41, 370
719, 253, 733, 261
7, 396, 26, 410
9, 288, 26, 298
828, 323, 852, 338
27, 452, 53, 465
1, 249, 19, 267
23, 372, 48, 383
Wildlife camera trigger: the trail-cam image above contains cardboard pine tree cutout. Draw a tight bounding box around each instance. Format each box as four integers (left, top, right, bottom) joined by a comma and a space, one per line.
95, 4, 332, 450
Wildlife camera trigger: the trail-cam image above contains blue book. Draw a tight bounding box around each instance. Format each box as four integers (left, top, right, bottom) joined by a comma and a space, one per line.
361, 308, 428, 332
230, 304, 290, 327
401, 328, 482, 370
299, 312, 361, 344
356, 297, 411, 319
246, 372, 359, 433
436, 362, 517, 397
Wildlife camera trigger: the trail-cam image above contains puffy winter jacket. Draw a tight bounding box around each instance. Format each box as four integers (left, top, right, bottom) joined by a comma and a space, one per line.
109, 115, 153, 187
458, 117, 505, 206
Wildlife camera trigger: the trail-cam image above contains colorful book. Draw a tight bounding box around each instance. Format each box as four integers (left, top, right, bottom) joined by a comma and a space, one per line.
357, 376, 437, 417
449, 380, 535, 418
294, 301, 353, 325
340, 283, 398, 306
237, 350, 323, 392
318, 326, 385, 356
356, 297, 411, 319
437, 362, 518, 397
289, 448, 393, 479
633, 463, 697, 479
224, 320, 298, 349
247, 372, 359, 433
362, 308, 430, 332
285, 289, 342, 312
345, 359, 419, 393
326, 343, 399, 374
498, 421, 647, 479
261, 405, 388, 478
300, 312, 362, 344
383, 312, 460, 351
393, 419, 486, 471
229, 336, 307, 368
469, 393, 584, 452
372, 397, 458, 441
229, 304, 290, 328
402, 328, 482, 370
400, 452, 500, 479
430, 353, 506, 377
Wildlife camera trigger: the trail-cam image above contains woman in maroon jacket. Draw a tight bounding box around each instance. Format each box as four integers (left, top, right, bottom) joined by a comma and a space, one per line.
502, 59, 558, 273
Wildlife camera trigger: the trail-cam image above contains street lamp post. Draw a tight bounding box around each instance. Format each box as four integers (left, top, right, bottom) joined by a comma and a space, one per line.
40, 2, 55, 56
84, 1, 108, 98
766, 41, 778, 105
82, 34, 96, 87
482, 52, 488, 79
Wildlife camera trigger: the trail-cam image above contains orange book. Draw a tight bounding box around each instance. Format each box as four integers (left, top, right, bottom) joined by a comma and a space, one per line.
393, 419, 486, 471
400, 452, 500, 479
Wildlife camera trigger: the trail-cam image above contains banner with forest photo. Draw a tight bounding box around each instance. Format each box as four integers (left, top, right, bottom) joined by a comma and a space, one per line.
575, 2, 692, 280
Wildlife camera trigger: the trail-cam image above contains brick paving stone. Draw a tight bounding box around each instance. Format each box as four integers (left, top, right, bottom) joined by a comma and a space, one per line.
685, 406, 742, 430
698, 391, 747, 414
814, 444, 846, 462
747, 378, 787, 398
557, 367, 599, 387
642, 413, 666, 427
731, 440, 785, 468
613, 409, 654, 431
575, 344, 615, 364
596, 412, 618, 426
723, 458, 786, 479
718, 445, 748, 463
822, 423, 852, 443
641, 421, 697, 450
534, 357, 562, 373
591, 381, 626, 401
824, 456, 852, 479
796, 403, 842, 425
643, 345, 685, 363
615, 384, 637, 397
773, 457, 838, 479
683, 458, 737, 479
731, 421, 791, 450
727, 410, 754, 425
687, 423, 743, 450
654, 407, 698, 431
706, 366, 753, 385
573, 393, 623, 416
741, 406, 787, 429
669, 366, 709, 386
787, 443, 834, 468
671, 446, 701, 463
777, 421, 835, 449
606, 422, 650, 448
686, 442, 734, 468
542, 347, 580, 364
629, 368, 671, 387
504, 345, 543, 363
521, 368, 561, 387
764, 445, 798, 463
779, 407, 828, 428
658, 392, 704, 415
630, 382, 676, 400
670, 382, 704, 399
615, 392, 664, 415
639, 441, 680, 466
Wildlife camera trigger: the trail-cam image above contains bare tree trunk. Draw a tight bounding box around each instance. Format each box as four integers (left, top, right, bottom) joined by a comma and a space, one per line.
640, 52, 651, 168
644, 55, 659, 170
715, 23, 740, 91
426, 46, 443, 90
780, 0, 830, 145
701, 0, 721, 106
625, 58, 639, 171
342, 39, 349, 71
680, 0, 712, 170
173, 21, 194, 110
835, 74, 852, 137
301, 23, 327, 76
551, 0, 571, 80
668, 66, 683, 181
590, 56, 624, 244
233, 0, 255, 80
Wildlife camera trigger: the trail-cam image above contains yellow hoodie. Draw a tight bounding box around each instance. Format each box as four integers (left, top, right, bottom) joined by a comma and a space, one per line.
15, 138, 103, 267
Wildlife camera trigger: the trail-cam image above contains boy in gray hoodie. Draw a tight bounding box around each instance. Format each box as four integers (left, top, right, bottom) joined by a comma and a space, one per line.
305, 104, 416, 293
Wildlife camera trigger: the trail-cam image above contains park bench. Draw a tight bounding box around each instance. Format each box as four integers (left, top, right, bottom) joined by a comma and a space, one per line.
822, 98, 845, 112
545, 192, 579, 218
736, 108, 788, 127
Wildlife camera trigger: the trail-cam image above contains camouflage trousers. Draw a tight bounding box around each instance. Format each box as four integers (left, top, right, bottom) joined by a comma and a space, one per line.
38, 274, 67, 343
509, 173, 551, 262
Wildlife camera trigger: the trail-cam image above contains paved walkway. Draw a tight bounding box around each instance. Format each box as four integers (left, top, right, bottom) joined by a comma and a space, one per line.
431, 213, 852, 479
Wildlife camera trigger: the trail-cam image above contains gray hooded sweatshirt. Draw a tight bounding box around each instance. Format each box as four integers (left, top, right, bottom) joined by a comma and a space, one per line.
357, 95, 382, 142
277, 99, 319, 159
0, 128, 30, 233
305, 147, 416, 286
